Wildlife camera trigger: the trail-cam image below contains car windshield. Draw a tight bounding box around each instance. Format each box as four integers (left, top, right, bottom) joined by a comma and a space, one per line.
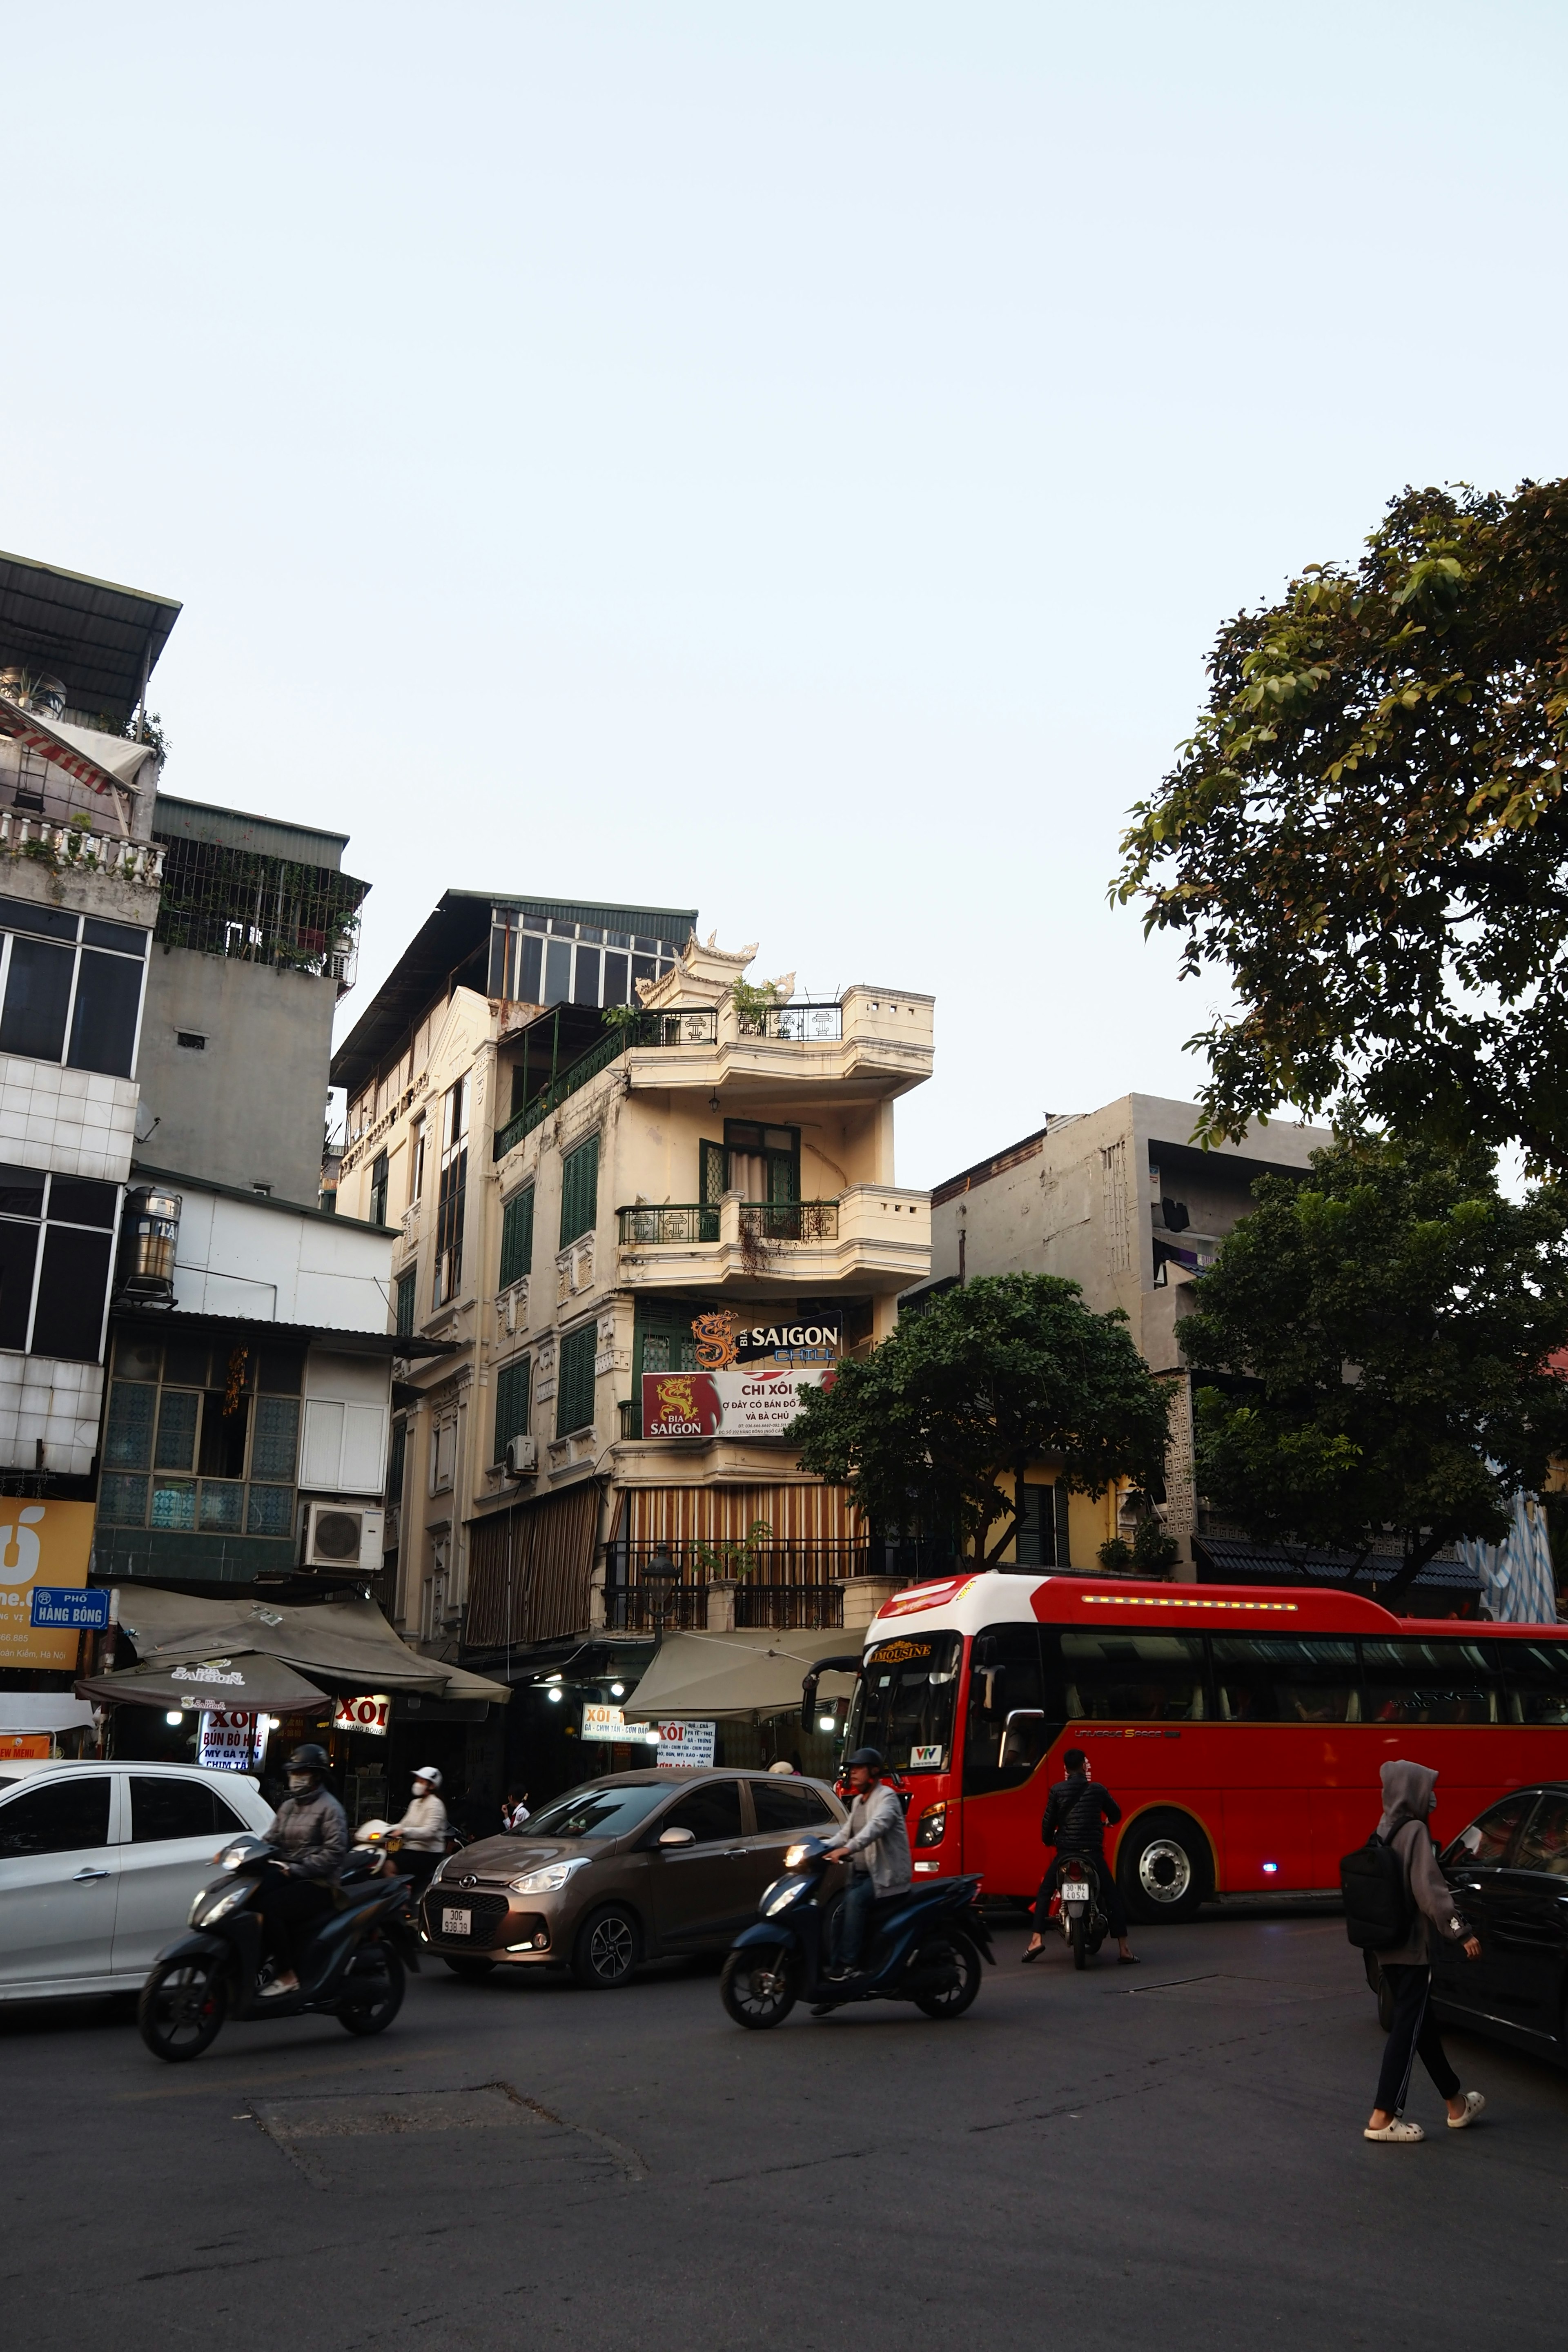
523, 1783, 671, 1839
849, 1634, 962, 1768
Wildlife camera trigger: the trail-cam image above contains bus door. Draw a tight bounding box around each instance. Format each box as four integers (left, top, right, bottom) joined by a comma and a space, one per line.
960, 1622, 1058, 1899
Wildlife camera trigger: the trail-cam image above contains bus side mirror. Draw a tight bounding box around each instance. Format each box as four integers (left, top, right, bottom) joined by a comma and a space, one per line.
1000, 1709, 1047, 1769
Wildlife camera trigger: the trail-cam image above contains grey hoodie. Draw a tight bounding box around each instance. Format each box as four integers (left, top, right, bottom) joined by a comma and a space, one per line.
1373, 1759, 1470, 1967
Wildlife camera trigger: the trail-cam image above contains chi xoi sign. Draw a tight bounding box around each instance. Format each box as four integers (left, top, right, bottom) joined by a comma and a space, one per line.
334, 1693, 391, 1736
580, 1702, 657, 1745
198, 1710, 269, 1773
656, 1720, 716, 1768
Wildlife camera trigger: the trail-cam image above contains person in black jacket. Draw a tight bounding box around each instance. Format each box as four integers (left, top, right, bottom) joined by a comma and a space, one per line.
1023, 1748, 1138, 1965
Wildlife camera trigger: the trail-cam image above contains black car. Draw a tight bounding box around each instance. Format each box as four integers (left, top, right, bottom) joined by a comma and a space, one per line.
1414, 1783, 1568, 2063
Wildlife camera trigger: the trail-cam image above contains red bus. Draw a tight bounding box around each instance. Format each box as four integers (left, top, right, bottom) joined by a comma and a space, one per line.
813, 1570, 1568, 1918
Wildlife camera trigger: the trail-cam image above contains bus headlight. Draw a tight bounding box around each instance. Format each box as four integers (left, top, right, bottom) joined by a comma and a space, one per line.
915, 1802, 947, 1848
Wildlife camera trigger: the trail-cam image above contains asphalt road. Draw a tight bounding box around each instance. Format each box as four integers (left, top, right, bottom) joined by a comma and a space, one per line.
4, 1911, 1565, 2351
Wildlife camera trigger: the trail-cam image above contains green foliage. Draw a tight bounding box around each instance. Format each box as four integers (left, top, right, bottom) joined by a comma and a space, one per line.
731, 976, 784, 1023
787, 1273, 1174, 1564
1098, 1507, 1180, 1576
692, 1519, 774, 1581
1180, 1136, 1568, 1596
1114, 481, 1568, 1169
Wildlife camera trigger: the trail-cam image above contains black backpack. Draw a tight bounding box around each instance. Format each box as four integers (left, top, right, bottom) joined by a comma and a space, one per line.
1340, 1829, 1414, 1950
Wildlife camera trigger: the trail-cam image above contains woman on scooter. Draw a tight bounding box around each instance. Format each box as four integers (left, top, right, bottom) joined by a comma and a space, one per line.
256, 1743, 347, 1998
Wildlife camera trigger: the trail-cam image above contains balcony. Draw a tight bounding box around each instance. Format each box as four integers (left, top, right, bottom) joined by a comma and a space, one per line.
622, 983, 930, 1111
616, 1185, 927, 1295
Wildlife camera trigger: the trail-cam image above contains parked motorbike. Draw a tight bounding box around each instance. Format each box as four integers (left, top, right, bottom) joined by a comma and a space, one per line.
1052, 1852, 1109, 1970
137, 1832, 422, 2063
719, 1838, 993, 2029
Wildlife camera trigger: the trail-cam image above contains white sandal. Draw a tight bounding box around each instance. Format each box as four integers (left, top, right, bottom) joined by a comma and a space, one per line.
1364, 2118, 1424, 2142
1448, 2091, 1486, 2130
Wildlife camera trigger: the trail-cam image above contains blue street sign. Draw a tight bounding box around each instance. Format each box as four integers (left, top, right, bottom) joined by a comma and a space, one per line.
30, 1586, 110, 1630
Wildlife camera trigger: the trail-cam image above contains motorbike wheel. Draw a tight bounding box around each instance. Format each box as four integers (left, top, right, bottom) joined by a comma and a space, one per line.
138, 1957, 228, 2063
720, 1942, 799, 2029
913, 1931, 982, 2020
338, 1944, 406, 2036
1068, 1914, 1087, 1970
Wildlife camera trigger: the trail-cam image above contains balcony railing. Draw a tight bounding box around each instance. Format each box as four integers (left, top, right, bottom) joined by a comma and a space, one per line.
617, 1203, 721, 1246
738, 1200, 839, 1243
493, 1009, 722, 1160
736, 1002, 842, 1041
603, 1583, 846, 1632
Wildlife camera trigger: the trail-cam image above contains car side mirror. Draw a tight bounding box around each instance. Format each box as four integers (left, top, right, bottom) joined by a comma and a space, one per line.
657, 1825, 696, 1847
999, 1709, 1047, 1770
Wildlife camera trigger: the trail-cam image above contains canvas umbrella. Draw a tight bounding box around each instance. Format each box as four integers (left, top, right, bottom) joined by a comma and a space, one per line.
77, 1653, 329, 1713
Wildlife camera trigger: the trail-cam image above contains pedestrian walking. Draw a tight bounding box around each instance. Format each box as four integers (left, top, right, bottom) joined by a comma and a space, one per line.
1362, 1760, 1486, 2143
389, 1764, 450, 1899
503, 1787, 532, 1830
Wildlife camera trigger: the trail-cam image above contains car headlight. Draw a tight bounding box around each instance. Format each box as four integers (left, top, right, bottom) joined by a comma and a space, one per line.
509, 1856, 591, 1896
190, 1881, 249, 1927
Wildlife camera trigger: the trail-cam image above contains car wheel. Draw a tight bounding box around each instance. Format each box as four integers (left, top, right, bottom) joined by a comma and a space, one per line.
338, 1944, 406, 2036
1117, 1810, 1213, 1925
720, 1940, 799, 2028
138, 1957, 228, 2063
911, 1931, 983, 2020
442, 1956, 496, 1980
572, 1904, 640, 1990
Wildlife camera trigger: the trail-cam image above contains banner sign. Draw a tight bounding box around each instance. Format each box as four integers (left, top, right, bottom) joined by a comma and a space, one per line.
642, 1366, 831, 1440
198, 1710, 269, 1773
655, 1720, 716, 1768
333, 1693, 392, 1736
0, 1500, 96, 1670
690, 1310, 842, 1370
31, 1586, 110, 1630
581, 1703, 657, 1745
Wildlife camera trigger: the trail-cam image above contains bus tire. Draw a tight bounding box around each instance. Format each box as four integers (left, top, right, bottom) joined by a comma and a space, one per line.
1117, 1810, 1213, 1924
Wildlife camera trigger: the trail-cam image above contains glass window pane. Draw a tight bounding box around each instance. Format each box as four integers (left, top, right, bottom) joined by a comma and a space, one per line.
1443, 1791, 1535, 1865
129, 1776, 237, 1841
751, 1780, 833, 1831
252, 1394, 300, 1481
98, 1471, 147, 1524
1511, 1793, 1568, 1875
49, 1178, 117, 1228
661, 1783, 743, 1843
150, 1478, 196, 1529
105, 1379, 156, 1469
247, 1484, 295, 1536
0, 937, 73, 1062
114, 1331, 161, 1381
82, 918, 148, 956
0, 1219, 37, 1350
1212, 1636, 1361, 1723
1060, 1631, 1209, 1722
257, 1348, 303, 1395
0, 1165, 45, 1218
154, 1388, 198, 1470
572, 946, 601, 1005
1361, 1639, 1498, 1726
966, 1624, 1047, 1773
544, 939, 571, 1002
67, 949, 142, 1078
198, 1481, 244, 1532
0, 896, 76, 940
517, 934, 543, 1000
198, 1390, 249, 1479
0, 1777, 111, 1856
602, 950, 629, 1006
1498, 1641, 1568, 1724
29, 1225, 111, 1360
163, 1339, 210, 1387
857, 1633, 963, 1769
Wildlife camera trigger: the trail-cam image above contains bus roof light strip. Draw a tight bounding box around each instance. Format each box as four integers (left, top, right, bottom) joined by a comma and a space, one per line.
1081, 1595, 1300, 1612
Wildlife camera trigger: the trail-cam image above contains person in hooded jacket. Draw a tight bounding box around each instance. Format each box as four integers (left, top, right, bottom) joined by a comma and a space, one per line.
1365, 1759, 1486, 2143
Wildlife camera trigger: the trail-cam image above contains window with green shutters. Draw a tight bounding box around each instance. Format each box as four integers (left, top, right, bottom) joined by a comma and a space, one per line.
395, 1269, 416, 1337
494, 1356, 532, 1461
555, 1322, 597, 1437
500, 1185, 535, 1287
386, 1415, 408, 1507
559, 1135, 599, 1249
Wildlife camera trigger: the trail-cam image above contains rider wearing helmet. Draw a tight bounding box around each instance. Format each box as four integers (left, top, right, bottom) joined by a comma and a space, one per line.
389, 1765, 449, 1898
256, 1743, 348, 1997
820, 1747, 911, 1981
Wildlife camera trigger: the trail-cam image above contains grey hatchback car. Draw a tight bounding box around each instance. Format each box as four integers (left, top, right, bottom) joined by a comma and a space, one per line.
421, 1768, 846, 1988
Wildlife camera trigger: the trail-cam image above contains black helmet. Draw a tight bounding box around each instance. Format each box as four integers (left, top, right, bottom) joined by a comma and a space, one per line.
288, 1743, 330, 1774
845, 1746, 884, 1771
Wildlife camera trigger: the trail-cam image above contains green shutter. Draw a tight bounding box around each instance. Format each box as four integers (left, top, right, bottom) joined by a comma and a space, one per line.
395, 1270, 415, 1336
555, 1323, 597, 1437
500, 1185, 535, 1286
559, 1135, 599, 1248
494, 1357, 532, 1461
700, 1139, 726, 1204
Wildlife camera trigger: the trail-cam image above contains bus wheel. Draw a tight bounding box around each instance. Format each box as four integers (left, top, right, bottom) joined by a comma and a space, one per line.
1118, 1811, 1212, 1924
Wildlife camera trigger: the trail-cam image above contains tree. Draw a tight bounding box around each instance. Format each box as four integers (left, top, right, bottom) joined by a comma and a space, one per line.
1114, 481, 1568, 1170
787, 1274, 1175, 1564
1178, 1136, 1568, 1598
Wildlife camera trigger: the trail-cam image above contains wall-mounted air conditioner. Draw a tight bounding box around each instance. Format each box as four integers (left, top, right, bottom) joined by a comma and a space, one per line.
505, 1436, 538, 1476
302, 1499, 385, 1570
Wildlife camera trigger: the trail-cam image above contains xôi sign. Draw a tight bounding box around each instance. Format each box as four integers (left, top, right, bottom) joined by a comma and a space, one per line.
334, 1694, 391, 1736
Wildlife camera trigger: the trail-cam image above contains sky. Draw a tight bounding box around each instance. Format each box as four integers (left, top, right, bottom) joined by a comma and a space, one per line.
3, 3, 1566, 1187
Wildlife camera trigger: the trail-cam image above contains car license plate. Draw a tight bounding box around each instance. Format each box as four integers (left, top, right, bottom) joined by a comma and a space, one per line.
1061, 1881, 1091, 1903
441, 1907, 472, 1937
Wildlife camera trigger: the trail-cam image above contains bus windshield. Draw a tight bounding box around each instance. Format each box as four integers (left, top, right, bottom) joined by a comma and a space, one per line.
850, 1633, 962, 1769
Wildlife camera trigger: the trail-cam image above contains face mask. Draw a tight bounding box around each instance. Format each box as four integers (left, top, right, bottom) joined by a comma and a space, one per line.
288, 1773, 312, 1791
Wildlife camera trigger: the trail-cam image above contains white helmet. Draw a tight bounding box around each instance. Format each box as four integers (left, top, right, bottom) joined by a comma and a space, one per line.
413, 1765, 443, 1789
768, 1760, 797, 1775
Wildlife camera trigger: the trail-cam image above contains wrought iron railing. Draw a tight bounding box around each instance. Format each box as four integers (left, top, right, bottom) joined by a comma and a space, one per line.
494, 1009, 722, 1161
738, 1200, 839, 1243
601, 1583, 846, 1633
617, 1203, 722, 1246
736, 1002, 843, 1041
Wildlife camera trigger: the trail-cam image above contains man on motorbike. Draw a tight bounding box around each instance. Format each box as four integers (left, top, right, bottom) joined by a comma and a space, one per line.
820, 1746, 912, 1981
1024, 1747, 1138, 1966
256, 1743, 347, 1996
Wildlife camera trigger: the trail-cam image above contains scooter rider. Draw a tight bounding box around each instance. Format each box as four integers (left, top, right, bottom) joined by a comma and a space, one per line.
820, 1746, 912, 1981
256, 1743, 347, 1997
389, 1765, 450, 1898
1024, 1747, 1138, 1966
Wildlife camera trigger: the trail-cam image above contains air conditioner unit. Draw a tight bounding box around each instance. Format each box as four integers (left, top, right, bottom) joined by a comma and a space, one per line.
505, 1436, 538, 1476
302, 1500, 385, 1570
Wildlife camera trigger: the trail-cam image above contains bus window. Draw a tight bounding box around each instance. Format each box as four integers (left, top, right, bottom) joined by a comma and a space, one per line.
1211, 1637, 1360, 1724
1359, 1639, 1499, 1726
1058, 1632, 1207, 1724
851, 1633, 962, 1770
964, 1623, 1053, 1793
1497, 1642, 1568, 1725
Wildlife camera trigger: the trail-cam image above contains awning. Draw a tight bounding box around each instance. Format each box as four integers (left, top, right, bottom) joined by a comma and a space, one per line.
0, 1694, 96, 1736
622, 1627, 864, 1722
79, 1657, 329, 1713
107, 1587, 508, 1704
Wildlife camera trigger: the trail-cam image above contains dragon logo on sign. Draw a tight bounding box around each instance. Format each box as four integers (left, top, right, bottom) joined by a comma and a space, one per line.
691, 1311, 739, 1370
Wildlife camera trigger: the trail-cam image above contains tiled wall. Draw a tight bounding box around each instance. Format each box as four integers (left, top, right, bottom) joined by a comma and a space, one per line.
0, 1056, 138, 1185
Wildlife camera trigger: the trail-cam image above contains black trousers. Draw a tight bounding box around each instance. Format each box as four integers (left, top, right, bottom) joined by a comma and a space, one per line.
400, 1849, 441, 1900
1035, 1851, 1127, 1940
1374, 1963, 1461, 2116
254, 1871, 333, 1976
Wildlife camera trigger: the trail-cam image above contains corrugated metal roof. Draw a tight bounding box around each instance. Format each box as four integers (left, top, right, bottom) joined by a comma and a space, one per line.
154, 793, 347, 871
0, 549, 181, 723
1194, 1536, 1479, 1595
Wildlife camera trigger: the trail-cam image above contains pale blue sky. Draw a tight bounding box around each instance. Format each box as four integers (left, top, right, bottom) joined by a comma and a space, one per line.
4, 4, 1565, 1183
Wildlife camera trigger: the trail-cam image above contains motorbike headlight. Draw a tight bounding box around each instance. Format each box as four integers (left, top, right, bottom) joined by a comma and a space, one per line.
509, 1856, 591, 1896
190, 1880, 250, 1928
783, 1842, 816, 1869
915, 1802, 947, 1849
762, 1878, 806, 1917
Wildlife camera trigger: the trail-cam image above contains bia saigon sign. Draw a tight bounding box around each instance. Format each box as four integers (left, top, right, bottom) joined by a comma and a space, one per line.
641, 1365, 833, 1439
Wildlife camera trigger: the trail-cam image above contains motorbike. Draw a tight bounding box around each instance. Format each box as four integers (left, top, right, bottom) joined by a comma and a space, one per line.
719, 1837, 993, 2029
137, 1832, 423, 2064
1052, 1852, 1109, 1969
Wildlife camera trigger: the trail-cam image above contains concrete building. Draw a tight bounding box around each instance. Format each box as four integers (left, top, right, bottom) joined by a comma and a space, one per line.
925, 1095, 1333, 1571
